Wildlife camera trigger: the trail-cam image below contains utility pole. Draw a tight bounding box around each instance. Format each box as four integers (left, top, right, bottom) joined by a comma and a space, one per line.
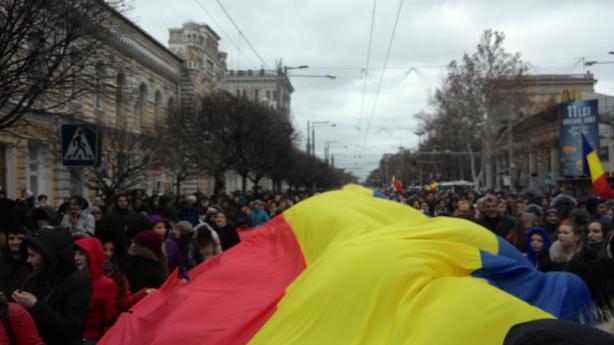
306, 121, 311, 153
508, 119, 514, 192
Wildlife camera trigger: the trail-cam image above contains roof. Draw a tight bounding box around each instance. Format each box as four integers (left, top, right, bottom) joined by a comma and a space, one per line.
105, 3, 182, 63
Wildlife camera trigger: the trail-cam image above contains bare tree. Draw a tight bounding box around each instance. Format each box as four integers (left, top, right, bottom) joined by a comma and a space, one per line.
419, 30, 529, 189
86, 125, 158, 201
0, 0, 127, 130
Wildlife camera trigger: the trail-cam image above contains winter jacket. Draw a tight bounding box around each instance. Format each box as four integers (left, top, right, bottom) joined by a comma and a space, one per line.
60, 210, 95, 235
0, 303, 45, 345
541, 240, 576, 272
22, 227, 92, 345
195, 223, 222, 261
0, 251, 30, 298
584, 258, 614, 317
524, 227, 553, 270
477, 214, 516, 239
249, 210, 270, 228
177, 207, 199, 227
213, 223, 241, 251
0, 197, 15, 230
165, 239, 185, 275
75, 237, 119, 340
125, 245, 167, 293
102, 207, 142, 241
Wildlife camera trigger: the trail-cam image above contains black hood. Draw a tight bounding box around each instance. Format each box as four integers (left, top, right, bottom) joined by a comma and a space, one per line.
23, 227, 76, 278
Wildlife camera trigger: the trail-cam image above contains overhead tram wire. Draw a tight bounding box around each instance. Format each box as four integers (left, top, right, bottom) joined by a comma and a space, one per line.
361, 0, 406, 149
357, 0, 378, 136
193, 0, 259, 69
215, 0, 270, 69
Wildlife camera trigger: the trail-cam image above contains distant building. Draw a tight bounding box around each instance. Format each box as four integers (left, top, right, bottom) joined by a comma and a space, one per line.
493, 73, 614, 193
168, 21, 227, 113
222, 65, 294, 117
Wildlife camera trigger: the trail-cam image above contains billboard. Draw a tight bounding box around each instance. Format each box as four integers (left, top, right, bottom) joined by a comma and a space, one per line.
559, 100, 599, 177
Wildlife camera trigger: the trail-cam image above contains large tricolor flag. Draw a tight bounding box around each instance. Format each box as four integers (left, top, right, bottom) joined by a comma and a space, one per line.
582, 134, 614, 200
100, 185, 594, 345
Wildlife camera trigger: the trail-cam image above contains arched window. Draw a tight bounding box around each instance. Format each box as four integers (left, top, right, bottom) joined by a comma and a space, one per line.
154, 90, 162, 127
136, 83, 147, 127
115, 72, 126, 127
167, 96, 176, 119
94, 64, 106, 111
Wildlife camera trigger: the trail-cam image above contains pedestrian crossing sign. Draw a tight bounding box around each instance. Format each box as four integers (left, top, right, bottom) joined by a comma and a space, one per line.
61, 124, 99, 166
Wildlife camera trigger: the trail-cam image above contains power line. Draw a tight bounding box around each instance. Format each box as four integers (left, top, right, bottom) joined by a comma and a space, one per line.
357, 0, 378, 136
361, 0, 406, 148
192, 0, 259, 69
215, 0, 271, 69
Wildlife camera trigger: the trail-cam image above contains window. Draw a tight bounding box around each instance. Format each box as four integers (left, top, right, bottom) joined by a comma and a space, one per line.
236, 89, 240, 97
254, 89, 259, 101
136, 83, 148, 127
242, 89, 247, 99
94, 64, 105, 111
167, 96, 176, 119
154, 90, 162, 127
266, 90, 271, 100
115, 73, 126, 127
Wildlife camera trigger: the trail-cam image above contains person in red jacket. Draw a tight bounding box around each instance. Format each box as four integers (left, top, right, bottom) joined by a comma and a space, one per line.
0, 293, 45, 345
74, 237, 119, 344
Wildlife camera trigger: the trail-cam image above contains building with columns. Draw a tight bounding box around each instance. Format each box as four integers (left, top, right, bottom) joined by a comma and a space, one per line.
494, 73, 614, 193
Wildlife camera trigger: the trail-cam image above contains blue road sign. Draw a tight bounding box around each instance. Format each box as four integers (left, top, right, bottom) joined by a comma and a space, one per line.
61, 124, 98, 166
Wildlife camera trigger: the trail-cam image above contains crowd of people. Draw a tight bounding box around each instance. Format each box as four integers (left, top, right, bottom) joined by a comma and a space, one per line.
1, 185, 614, 343
0, 188, 310, 344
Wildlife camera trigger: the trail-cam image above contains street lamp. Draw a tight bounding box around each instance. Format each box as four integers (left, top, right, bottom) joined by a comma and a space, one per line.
311, 121, 336, 157
290, 74, 337, 79
585, 60, 614, 66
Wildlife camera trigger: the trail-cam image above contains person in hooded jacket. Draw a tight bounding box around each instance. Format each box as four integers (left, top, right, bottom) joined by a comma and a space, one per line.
101, 194, 141, 243
0, 226, 30, 298
96, 230, 132, 311
524, 227, 553, 271
172, 222, 203, 270
74, 237, 119, 344
12, 227, 92, 345
125, 231, 167, 293
543, 207, 560, 237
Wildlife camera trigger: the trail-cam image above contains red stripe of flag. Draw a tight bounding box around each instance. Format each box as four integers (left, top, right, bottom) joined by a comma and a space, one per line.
99, 216, 307, 345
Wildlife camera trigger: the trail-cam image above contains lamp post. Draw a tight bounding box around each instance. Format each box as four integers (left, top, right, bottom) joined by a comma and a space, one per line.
311, 121, 336, 157
414, 130, 425, 186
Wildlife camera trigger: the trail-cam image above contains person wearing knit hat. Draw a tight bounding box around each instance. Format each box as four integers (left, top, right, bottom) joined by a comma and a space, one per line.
171, 221, 202, 270
125, 231, 167, 293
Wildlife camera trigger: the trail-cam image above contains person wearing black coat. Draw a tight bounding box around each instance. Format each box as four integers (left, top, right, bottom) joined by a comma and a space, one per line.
213, 212, 241, 251
0, 226, 30, 297
584, 232, 614, 319
101, 194, 142, 242
477, 196, 517, 238
125, 231, 167, 293
12, 227, 92, 345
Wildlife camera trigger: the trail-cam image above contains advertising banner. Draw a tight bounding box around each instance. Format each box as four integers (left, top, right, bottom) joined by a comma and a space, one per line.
559, 100, 599, 177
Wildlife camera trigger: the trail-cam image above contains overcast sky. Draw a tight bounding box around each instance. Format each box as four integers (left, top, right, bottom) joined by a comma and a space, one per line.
130, 0, 614, 180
